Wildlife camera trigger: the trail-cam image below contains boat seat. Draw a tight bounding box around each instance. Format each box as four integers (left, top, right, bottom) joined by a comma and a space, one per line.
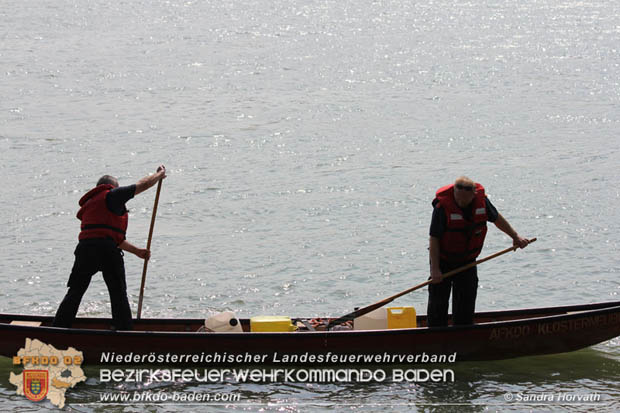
10, 320, 42, 327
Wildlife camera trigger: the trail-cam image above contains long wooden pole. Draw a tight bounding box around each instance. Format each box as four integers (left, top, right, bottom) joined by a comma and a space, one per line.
327, 238, 537, 329
136, 179, 163, 319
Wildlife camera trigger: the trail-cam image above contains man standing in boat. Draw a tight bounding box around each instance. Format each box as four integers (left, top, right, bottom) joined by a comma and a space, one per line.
428, 176, 529, 327
53, 166, 166, 330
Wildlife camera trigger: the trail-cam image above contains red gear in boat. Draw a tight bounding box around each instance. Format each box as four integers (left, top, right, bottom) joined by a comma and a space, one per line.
434, 183, 487, 262
77, 184, 128, 245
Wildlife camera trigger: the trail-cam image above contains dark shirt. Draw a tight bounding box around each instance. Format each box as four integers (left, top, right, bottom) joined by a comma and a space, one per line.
106, 184, 136, 216
429, 196, 498, 238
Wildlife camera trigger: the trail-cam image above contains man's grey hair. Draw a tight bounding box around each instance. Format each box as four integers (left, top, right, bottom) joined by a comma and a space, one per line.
97, 175, 119, 187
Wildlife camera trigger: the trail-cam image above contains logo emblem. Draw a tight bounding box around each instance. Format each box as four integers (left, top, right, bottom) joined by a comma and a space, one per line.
23, 370, 49, 402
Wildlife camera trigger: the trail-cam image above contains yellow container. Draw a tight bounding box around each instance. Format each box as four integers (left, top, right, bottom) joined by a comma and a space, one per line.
387, 307, 417, 329
250, 316, 296, 332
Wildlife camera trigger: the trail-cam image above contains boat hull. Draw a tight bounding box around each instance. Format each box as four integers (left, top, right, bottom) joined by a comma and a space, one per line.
2, 301, 619, 364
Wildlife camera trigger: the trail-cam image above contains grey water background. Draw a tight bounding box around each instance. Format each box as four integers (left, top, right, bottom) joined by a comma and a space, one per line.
1, 0, 619, 411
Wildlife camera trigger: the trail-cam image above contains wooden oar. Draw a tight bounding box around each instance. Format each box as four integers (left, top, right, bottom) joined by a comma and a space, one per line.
137, 179, 163, 319
326, 238, 537, 329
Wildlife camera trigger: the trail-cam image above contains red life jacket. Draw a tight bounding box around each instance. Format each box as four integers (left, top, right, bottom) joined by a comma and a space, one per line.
77, 184, 128, 245
434, 183, 487, 262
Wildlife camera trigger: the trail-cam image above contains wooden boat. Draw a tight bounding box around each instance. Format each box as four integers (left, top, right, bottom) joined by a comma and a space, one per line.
1, 301, 619, 364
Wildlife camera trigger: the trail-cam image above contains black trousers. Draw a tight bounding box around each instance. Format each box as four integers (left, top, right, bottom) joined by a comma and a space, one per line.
427, 261, 478, 327
53, 239, 133, 330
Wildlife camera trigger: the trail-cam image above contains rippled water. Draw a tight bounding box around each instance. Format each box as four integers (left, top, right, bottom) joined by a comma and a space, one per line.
2, 0, 619, 411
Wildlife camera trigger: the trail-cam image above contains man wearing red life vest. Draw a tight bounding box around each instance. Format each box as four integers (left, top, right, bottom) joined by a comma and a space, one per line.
428, 176, 529, 327
53, 166, 166, 330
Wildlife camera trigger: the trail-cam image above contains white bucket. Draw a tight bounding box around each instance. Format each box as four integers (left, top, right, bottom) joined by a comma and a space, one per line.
353, 307, 387, 330
205, 311, 243, 332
